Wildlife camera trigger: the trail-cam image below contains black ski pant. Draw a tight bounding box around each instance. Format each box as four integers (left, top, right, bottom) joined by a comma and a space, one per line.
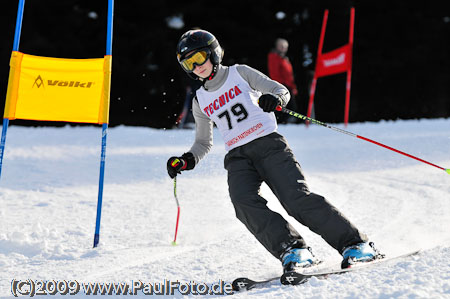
224, 132, 367, 260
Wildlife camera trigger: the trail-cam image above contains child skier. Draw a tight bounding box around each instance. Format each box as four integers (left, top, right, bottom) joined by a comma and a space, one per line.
167, 29, 382, 271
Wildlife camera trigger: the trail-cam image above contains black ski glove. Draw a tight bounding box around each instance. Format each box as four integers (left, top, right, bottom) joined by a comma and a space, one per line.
166, 152, 196, 179
258, 94, 281, 112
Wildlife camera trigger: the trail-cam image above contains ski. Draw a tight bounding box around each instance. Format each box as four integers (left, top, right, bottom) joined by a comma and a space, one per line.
231, 276, 280, 291
232, 250, 420, 291
281, 250, 420, 285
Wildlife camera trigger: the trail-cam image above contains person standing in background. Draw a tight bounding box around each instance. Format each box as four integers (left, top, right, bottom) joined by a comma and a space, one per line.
268, 38, 299, 123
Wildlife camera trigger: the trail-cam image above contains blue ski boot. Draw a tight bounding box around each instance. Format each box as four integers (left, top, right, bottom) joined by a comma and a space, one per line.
341, 242, 384, 269
281, 247, 320, 273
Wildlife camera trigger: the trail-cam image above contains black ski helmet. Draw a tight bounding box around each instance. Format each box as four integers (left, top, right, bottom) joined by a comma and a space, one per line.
176, 29, 223, 79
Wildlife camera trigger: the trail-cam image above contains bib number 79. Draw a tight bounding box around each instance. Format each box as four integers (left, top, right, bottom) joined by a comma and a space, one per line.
218, 103, 248, 130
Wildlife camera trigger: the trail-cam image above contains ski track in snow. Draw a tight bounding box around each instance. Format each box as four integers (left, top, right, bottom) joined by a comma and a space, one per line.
1, 119, 449, 298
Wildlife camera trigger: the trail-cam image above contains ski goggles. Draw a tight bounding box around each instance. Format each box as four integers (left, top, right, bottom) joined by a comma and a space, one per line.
178, 49, 211, 73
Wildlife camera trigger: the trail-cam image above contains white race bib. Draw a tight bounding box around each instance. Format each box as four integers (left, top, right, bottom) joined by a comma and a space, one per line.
196, 66, 277, 151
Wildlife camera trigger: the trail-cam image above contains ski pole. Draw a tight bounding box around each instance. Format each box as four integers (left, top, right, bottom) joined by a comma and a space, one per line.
171, 160, 181, 245
276, 106, 450, 175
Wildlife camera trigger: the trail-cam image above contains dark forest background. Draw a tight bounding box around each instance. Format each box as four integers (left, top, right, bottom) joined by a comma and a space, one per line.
0, 0, 449, 128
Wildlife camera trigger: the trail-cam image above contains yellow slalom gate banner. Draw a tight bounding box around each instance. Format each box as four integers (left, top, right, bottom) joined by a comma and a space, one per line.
4, 51, 111, 124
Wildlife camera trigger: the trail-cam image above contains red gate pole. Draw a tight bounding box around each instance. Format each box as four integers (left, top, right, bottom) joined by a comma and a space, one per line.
344, 7, 355, 127
307, 9, 329, 126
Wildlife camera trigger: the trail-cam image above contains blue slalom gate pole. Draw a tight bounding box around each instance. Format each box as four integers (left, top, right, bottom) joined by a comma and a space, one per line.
0, 119, 10, 179
106, 0, 114, 57
93, 0, 114, 248
94, 123, 108, 247
0, 0, 26, 180
12, 0, 26, 51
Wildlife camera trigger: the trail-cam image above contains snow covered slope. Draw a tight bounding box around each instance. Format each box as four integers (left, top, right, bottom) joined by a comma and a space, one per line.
1, 119, 449, 298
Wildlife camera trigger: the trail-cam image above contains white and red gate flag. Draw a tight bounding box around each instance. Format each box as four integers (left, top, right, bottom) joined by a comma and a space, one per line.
307, 8, 355, 126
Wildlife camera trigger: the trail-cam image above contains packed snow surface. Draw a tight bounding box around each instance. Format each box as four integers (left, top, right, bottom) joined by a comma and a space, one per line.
1, 118, 449, 298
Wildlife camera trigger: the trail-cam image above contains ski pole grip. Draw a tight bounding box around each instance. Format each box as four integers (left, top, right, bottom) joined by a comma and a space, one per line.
171, 158, 181, 167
